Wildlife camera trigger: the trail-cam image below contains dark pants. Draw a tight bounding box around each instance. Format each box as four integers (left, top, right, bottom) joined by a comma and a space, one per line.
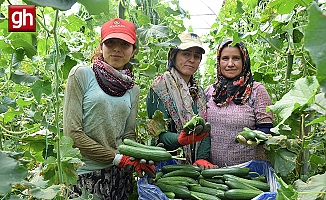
69, 165, 134, 200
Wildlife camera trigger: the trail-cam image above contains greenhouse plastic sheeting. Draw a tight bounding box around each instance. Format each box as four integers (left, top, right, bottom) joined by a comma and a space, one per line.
137, 159, 280, 200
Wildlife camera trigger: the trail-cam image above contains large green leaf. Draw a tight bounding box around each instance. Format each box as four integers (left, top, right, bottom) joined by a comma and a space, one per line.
269, 0, 313, 14
294, 172, 326, 200
77, 0, 109, 15
23, 0, 77, 11
10, 70, 40, 84
138, 24, 169, 43
268, 76, 319, 128
0, 152, 28, 194
304, 3, 326, 94
11, 38, 36, 59
31, 80, 52, 103
30, 185, 61, 200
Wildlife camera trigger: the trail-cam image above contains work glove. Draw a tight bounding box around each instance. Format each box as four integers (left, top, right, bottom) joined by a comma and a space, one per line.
177, 129, 209, 146
113, 154, 156, 178
193, 159, 217, 169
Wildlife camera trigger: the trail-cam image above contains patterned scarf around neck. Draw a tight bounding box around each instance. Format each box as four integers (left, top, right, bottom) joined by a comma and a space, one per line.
212, 39, 254, 107
150, 68, 207, 164
92, 58, 135, 97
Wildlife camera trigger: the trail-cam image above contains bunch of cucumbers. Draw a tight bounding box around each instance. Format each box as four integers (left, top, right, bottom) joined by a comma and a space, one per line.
235, 127, 270, 146
118, 139, 172, 164
154, 163, 270, 200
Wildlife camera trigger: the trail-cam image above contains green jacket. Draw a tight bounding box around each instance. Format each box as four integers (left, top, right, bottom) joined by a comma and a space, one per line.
146, 88, 211, 162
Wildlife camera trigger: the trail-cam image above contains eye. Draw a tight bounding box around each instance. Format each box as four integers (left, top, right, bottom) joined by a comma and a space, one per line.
122, 41, 131, 47
103, 39, 114, 45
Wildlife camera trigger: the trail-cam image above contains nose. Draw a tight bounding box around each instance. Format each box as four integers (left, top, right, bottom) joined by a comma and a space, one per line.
227, 59, 234, 67
189, 55, 195, 62
113, 44, 121, 52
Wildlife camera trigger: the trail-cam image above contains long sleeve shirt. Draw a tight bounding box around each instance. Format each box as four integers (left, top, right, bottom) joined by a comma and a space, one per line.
63, 65, 139, 174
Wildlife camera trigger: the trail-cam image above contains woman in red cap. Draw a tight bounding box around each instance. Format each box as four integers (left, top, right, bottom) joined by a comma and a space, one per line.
63, 18, 155, 199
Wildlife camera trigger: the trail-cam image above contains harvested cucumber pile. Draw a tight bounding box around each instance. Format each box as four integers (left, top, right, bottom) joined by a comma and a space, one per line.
235, 127, 269, 146
154, 164, 270, 200
118, 139, 172, 162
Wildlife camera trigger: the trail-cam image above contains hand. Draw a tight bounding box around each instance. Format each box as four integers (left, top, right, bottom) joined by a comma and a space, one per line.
193, 159, 217, 169
177, 130, 209, 146
114, 154, 156, 178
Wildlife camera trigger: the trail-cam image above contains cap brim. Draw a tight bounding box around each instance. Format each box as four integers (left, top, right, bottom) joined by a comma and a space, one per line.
179, 43, 205, 54
101, 33, 135, 44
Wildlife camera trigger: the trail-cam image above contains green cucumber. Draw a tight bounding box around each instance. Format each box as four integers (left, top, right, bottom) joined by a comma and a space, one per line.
161, 164, 202, 173
155, 182, 191, 199
253, 130, 269, 141
156, 176, 198, 184
201, 167, 250, 178
155, 179, 190, 187
118, 144, 171, 162
223, 174, 270, 192
199, 179, 229, 191
163, 191, 175, 199
190, 191, 221, 200
189, 185, 225, 199
198, 176, 225, 184
162, 168, 201, 179
123, 139, 166, 151
225, 179, 262, 191
224, 189, 263, 200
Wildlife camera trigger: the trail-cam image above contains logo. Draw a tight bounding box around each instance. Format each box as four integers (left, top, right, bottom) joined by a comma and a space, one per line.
8, 5, 36, 32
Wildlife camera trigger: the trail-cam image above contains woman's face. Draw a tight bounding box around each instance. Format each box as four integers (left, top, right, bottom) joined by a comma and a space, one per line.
219, 46, 243, 79
101, 38, 135, 70
174, 47, 203, 82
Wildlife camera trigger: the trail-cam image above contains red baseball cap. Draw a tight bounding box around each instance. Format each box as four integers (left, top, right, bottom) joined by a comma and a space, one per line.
101, 18, 136, 44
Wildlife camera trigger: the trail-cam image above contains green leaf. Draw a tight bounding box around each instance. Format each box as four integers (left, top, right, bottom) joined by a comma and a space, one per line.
310, 93, 326, 115
23, 0, 77, 11
31, 80, 52, 103
294, 172, 326, 200
268, 76, 319, 127
11, 38, 36, 59
138, 24, 169, 43
0, 152, 28, 194
30, 185, 61, 200
304, 3, 326, 94
274, 173, 298, 200
10, 70, 40, 84
78, 0, 109, 15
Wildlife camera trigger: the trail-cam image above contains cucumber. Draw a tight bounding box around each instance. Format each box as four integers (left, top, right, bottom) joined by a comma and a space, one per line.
253, 130, 269, 141
189, 185, 225, 199
238, 130, 256, 140
123, 139, 166, 151
155, 182, 191, 199
162, 168, 201, 179
118, 144, 172, 162
156, 176, 198, 184
163, 191, 175, 199
197, 176, 225, 184
223, 174, 270, 192
201, 167, 250, 178
199, 179, 229, 191
190, 191, 221, 200
162, 164, 202, 173
225, 179, 262, 191
224, 189, 263, 200
156, 179, 190, 187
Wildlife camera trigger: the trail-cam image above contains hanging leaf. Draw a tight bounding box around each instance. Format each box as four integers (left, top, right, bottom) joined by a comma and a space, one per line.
304, 3, 326, 94
0, 152, 28, 194
23, 0, 77, 11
